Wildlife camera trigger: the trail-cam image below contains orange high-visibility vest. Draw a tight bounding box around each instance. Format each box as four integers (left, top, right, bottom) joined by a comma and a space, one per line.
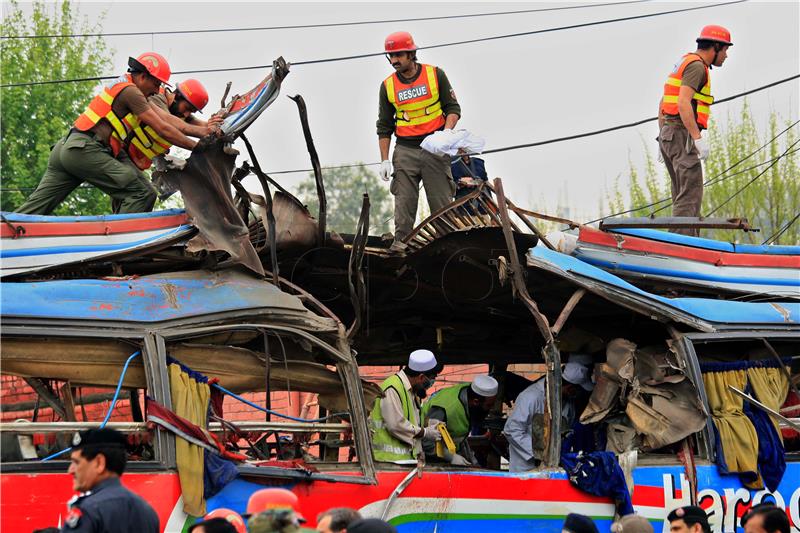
660, 53, 714, 129
125, 87, 172, 170
384, 64, 445, 138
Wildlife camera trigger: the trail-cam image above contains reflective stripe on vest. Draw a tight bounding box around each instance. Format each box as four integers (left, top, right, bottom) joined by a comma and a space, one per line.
421, 383, 470, 443
124, 114, 172, 170
369, 373, 416, 462
384, 64, 445, 137
74, 74, 137, 156
660, 53, 714, 129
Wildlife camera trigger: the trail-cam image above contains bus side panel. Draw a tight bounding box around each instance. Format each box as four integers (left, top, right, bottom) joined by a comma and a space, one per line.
0, 472, 181, 532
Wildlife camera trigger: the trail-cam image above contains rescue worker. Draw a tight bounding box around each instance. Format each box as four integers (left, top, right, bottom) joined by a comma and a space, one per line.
60, 428, 159, 532
421, 374, 498, 465
376, 31, 461, 252
666, 505, 711, 533
503, 362, 594, 473
17, 52, 200, 215
658, 25, 732, 236
369, 349, 443, 462
130, 78, 219, 171
245, 488, 306, 533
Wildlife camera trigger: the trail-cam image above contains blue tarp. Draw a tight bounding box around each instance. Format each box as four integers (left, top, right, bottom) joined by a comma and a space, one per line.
528, 247, 800, 326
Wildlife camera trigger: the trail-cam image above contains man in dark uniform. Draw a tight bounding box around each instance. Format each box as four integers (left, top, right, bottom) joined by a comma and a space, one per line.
61, 428, 159, 533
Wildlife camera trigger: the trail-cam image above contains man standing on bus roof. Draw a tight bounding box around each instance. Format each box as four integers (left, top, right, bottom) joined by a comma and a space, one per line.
658, 25, 732, 236
376, 31, 461, 252
61, 428, 159, 533
17, 52, 199, 216
369, 349, 443, 462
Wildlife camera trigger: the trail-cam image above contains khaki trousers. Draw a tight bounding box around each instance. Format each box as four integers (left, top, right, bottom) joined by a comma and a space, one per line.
658, 123, 704, 237
17, 131, 157, 215
390, 143, 456, 241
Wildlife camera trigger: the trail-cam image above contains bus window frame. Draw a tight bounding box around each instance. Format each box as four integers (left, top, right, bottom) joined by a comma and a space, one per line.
0, 325, 170, 473
681, 330, 800, 464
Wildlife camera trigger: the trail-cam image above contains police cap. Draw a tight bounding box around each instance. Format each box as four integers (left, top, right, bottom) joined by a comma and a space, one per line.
667, 506, 710, 533
72, 428, 127, 450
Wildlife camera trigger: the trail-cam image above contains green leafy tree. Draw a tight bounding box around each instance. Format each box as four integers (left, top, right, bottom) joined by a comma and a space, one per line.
296, 164, 394, 235
606, 105, 799, 244
1, 0, 113, 214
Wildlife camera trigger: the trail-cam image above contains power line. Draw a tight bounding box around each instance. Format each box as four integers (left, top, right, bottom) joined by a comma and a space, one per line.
705, 136, 800, 216
584, 107, 800, 223
0, 0, 746, 89
763, 211, 800, 245
646, 120, 800, 217
4, 72, 796, 193
1, 0, 653, 40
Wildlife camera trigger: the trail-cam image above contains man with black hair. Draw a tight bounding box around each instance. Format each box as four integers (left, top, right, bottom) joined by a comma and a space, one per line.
18, 52, 200, 215
316, 507, 362, 533
667, 505, 711, 533
369, 349, 443, 462
377, 31, 461, 252
657, 25, 733, 236
60, 428, 158, 532
742, 503, 791, 533
421, 374, 498, 465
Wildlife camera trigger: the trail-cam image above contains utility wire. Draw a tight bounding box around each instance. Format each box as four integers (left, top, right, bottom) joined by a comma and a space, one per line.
646, 119, 800, 216
705, 136, 800, 216
0, 0, 746, 88
1, 0, 653, 40
763, 211, 800, 245
585, 109, 800, 223
2, 73, 797, 194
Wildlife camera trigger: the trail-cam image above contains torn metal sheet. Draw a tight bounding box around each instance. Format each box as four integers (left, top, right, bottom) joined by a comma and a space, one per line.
156, 138, 265, 277
220, 57, 290, 137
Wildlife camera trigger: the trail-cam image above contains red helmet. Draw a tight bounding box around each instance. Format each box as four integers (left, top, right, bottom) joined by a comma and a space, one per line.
129, 52, 172, 85
385, 31, 417, 53
176, 79, 209, 112
203, 508, 246, 533
245, 488, 305, 522
697, 25, 733, 46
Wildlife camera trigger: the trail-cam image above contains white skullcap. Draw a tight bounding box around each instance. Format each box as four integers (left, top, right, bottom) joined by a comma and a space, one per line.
563, 362, 594, 391
408, 349, 437, 372
568, 353, 594, 366
471, 375, 499, 397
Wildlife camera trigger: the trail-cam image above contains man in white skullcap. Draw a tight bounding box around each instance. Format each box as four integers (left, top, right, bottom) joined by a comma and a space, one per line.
503, 362, 594, 473
421, 374, 499, 466
368, 349, 443, 463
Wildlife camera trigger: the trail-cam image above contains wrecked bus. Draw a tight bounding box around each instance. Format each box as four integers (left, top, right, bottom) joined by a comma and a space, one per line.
1, 188, 798, 532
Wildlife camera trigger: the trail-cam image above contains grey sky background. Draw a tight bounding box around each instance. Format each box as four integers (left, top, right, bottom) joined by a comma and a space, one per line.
10, 0, 800, 225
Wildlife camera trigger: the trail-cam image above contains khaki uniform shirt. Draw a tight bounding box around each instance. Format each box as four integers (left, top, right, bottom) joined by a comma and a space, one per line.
92, 85, 150, 145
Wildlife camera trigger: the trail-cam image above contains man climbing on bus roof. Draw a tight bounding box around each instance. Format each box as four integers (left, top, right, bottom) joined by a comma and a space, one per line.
376, 31, 461, 253
369, 349, 443, 463
60, 428, 159, 533
421, 374, 498, 466
657, 25, 732, 236
17, 52, 201, 216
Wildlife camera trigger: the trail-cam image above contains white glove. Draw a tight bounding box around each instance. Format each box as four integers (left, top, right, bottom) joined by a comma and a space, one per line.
449, 453, 471, 466
379, 160, 392, 182
693, 136, 710, 161
422, 425, 442, 442
656, 139, 664, 164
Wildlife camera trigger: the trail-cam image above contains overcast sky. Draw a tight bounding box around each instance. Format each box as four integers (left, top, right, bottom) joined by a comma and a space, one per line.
10, 0, 800, 223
